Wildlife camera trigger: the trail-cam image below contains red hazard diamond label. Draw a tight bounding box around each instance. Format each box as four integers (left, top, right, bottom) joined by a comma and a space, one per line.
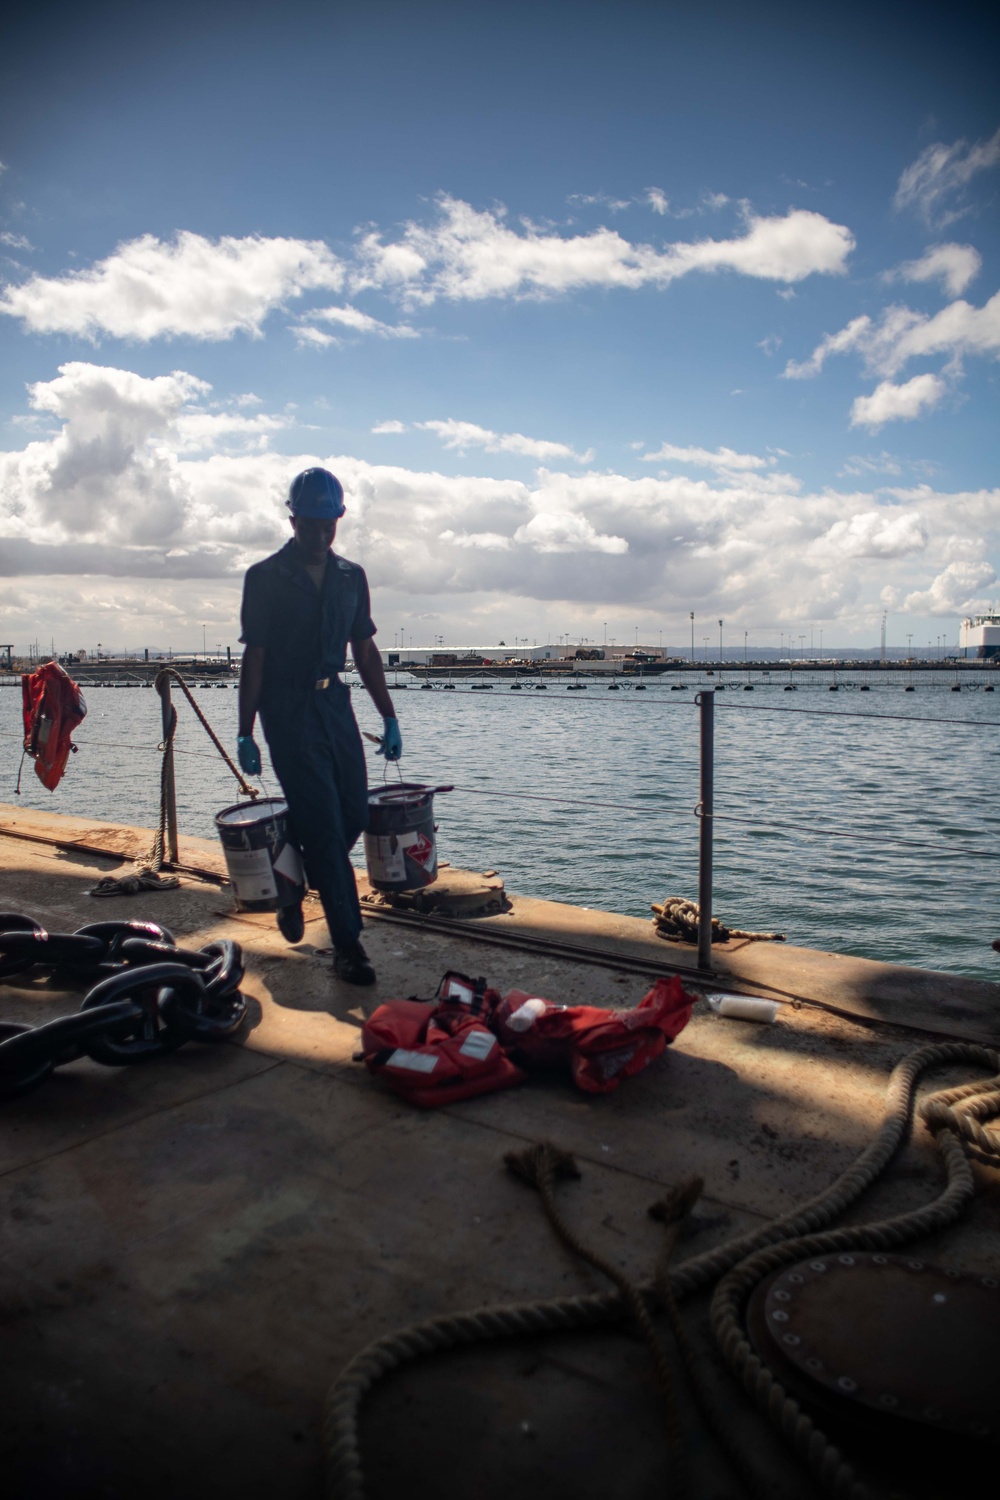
407, 831, 435, 869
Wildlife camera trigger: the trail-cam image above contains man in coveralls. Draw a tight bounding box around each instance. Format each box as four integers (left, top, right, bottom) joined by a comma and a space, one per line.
236, 468, 402, 986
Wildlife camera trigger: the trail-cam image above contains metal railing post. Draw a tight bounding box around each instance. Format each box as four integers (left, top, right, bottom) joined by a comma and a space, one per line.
159, 674, 179, 865
696, 688, 715, 970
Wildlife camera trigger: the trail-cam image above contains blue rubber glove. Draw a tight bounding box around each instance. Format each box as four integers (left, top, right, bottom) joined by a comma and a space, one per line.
378, 716, 402, 761
237, 735, 262, 776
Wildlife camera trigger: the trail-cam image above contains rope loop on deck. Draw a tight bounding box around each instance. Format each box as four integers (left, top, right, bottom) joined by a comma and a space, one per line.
324, 1040, 1000, 1500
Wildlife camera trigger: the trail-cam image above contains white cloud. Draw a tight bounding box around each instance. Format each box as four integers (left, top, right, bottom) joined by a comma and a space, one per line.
640, 441, 772, 472
0, 232, 32, 251
838, 452, 903, 478
895, 127, 1000, 226
811, 510, 929, 560
904, 559, 997, 615
866, 291, 1000, 376
0, 231, 344, 340
890, 243, 982, 297
372, 420, 407, 434
350, 195, 853, 305
512, 511, 628, 553
782, 315, 872, 378
292, 324, 337, 348
0, 362, 292, 556
439, 530, 513, 550
647, 188, 669, 215
1, 361, 997, 645
417, 417, 593, 463
850, 374, 949, 431
567, 192, 631, 212
310, 304, 418, 339
171, 409, 291, 452
784, 289, 1000, 396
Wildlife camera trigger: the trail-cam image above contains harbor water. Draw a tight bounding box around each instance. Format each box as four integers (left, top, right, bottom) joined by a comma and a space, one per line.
2, 668, 998, 981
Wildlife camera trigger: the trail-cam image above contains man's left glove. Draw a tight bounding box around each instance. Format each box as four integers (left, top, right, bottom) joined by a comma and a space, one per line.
378, 716, 403, 761
237, 735, 262, 776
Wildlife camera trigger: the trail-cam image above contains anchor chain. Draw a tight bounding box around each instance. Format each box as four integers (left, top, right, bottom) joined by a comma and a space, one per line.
0, 915, 248, 1099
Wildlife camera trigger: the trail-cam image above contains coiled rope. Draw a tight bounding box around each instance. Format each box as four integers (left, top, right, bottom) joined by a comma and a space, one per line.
324, 1041, 999, 1500
651, 895, 786, 944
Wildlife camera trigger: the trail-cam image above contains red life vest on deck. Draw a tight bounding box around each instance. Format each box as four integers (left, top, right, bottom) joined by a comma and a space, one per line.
362, 996, 524, 1108
492, 975, 695, 1094
21, 663, 87, 791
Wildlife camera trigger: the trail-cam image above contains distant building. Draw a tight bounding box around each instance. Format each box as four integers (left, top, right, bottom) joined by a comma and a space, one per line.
959, 611, 1000, 659
378, 644, 657, 668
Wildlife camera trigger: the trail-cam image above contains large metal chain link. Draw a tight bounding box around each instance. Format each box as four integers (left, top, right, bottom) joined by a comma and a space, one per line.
0, 915, 248, 1099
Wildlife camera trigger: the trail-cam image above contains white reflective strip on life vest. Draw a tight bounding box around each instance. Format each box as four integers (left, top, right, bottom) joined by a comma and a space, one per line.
459, 1029, 497, 1060
441, 977, 475, 1005
386, 1048, 439, 1074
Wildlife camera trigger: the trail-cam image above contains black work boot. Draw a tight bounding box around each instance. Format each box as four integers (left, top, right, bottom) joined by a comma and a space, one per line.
277, 901, 305, 944
333, 940, 376, 986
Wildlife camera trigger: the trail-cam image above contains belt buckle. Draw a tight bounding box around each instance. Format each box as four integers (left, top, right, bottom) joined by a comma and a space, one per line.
315, 676, 331, 691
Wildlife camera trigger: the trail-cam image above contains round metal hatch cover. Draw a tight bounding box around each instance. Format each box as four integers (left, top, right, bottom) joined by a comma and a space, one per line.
750, 1252, 998, 1441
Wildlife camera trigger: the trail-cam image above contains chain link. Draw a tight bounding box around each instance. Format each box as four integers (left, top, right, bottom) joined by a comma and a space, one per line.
0, 915, 247, 1098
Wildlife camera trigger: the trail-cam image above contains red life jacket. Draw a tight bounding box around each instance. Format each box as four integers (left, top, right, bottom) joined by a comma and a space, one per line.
362, 995, 524, 1108
492, 975, 695, 1093
21, 663, 87, 791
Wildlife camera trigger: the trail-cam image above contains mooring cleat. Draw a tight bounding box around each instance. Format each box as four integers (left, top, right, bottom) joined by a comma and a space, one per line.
333, 941, 376, 986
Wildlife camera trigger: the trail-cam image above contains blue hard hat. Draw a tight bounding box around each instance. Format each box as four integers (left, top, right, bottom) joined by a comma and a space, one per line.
287, 468, 346, 519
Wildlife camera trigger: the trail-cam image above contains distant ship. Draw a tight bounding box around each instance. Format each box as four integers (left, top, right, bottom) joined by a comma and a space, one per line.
959, 610, 1000, 659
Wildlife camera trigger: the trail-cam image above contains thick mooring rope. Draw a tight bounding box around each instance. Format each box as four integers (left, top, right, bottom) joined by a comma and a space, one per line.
651, 895, 786, 944
324, 1041, 1000, 1500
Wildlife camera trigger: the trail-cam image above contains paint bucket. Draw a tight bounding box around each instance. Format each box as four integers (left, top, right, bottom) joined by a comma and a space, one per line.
215, 798, 306, 912
364, 782, 447, 892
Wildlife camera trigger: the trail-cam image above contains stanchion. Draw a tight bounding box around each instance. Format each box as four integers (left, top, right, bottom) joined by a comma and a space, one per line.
696, 689, 714, 970
159, 675, 179, 864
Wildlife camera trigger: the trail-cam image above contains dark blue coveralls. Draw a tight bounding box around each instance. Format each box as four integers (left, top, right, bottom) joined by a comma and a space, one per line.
240, 539, 374, 948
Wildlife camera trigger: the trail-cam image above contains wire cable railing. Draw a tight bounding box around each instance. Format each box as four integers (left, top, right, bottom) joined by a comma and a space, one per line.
4, 682, 999, 980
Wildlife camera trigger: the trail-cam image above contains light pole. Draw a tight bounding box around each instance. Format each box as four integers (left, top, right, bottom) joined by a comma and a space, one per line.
718, 619, 723, 662
702, 636, 709, 661
202, 624, 207, 657
744, 630, 748, 662
689, 611, 695, 664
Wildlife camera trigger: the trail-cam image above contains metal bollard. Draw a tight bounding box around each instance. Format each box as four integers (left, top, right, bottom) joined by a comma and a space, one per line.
696, 689, 714, 970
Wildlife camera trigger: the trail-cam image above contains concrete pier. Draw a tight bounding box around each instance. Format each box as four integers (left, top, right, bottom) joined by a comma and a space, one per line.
0, 804, 997, 1499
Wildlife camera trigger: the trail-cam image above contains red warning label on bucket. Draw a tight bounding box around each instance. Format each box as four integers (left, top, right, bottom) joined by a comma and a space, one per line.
404, 831, 435, 869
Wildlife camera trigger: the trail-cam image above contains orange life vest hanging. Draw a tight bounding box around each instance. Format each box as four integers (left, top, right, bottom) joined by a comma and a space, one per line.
21, 662, 87, 791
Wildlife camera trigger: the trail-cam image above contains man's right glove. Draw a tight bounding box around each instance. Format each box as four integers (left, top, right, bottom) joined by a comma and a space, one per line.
378, 717, 403, 761
237, 735, 262, 776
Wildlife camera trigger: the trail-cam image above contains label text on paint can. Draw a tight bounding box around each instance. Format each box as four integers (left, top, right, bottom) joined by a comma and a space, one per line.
366, 834, 406, 883
225, 847, 278, 901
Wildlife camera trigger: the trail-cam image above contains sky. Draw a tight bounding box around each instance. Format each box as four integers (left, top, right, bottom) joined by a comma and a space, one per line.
0, 0, 997, 657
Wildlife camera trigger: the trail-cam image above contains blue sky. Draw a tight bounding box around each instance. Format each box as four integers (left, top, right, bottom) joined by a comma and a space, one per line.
0, 0, 997, 655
